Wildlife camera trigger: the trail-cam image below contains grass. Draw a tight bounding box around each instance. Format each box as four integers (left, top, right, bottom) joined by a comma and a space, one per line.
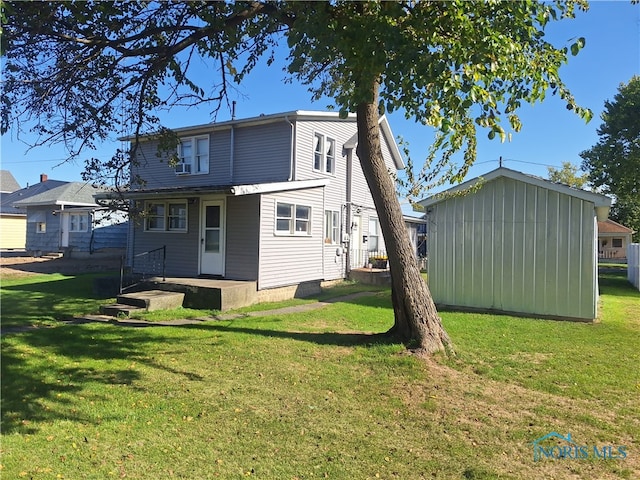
0, 273, 115, 328
1, 271, 639, 479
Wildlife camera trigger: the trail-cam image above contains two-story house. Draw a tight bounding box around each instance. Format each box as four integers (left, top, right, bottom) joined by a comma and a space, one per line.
113, 110, 404, 299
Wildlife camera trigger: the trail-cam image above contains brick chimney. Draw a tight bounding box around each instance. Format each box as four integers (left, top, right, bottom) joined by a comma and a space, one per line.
40, 174, 48, 183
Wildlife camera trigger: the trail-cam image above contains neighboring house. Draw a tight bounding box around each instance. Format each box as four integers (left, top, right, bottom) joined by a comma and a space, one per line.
0, 170, 23, 249
12, 180, 128, 258
419, 167, 611, 321
0, 173, 68, 250
597, 219, 634, 260
105, 110, 405, 296
0, 170, 21, 193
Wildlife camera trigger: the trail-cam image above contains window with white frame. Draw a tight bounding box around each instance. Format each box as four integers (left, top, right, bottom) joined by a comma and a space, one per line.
276, 201, 311, 235
145, 201, 188, 232
36, 222, 46, 233
69, 213, 89, 232
324, 210, 340, 244
176, 135, 209, 175
368, 217, 380, 251
612, 238, 623, 248
313, 133, 336, 174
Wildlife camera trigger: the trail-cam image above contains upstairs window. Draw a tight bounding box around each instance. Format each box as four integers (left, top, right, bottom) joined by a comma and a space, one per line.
69, 213, 89, 232
176, 135, 209, 175
313, 133, 336, 174
276, 201, 311, 235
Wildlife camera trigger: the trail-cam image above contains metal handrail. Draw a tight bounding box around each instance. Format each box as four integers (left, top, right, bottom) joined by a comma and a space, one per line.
120, 245, 166, 293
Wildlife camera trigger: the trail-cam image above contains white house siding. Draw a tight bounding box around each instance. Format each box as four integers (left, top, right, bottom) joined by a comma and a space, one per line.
292, 117, 399, 266
427, 176, 597, 320
225, 195, 260, 281
131, 200, 200, 277
258, 188, 324, 290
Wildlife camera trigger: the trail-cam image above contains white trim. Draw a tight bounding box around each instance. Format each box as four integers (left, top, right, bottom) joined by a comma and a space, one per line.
419, 167, 612, 209
274, 200, 312, 236
231, 179, 329, 196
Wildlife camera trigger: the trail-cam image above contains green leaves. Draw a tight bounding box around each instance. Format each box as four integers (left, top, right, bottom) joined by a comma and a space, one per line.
570, 37, 586, 56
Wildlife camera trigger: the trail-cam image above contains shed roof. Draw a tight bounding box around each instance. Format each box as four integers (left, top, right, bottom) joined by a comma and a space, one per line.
598, 219, 634, 234
418, 167, 611, 209
12, 182, 101, 208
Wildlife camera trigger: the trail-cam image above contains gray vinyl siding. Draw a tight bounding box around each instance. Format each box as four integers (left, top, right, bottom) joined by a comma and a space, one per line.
426, 176, 598, 320
130, 121, 292, 189
25, 207, 60, 252
258, 188, 325, 290
232, 122, 292, 184
91, 223, 128, 251
131, 200, 200, 277
225, 195, 260, 281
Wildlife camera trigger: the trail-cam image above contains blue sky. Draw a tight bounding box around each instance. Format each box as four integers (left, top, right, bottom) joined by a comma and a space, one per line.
1, 1, 638, 205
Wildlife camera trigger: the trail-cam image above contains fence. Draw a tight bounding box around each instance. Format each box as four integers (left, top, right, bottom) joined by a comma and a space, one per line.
349, 249, 388, 270
628, 243, 640, 291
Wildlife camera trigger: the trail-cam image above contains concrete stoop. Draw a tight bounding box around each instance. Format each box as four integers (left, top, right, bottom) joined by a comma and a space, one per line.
100, 290, 185, 317
349, 268, 391, 286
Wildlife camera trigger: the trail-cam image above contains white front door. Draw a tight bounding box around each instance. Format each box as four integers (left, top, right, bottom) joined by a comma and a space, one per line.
200, 200, 225, 275
60, 213, 70, 248
350, 214, 363, 269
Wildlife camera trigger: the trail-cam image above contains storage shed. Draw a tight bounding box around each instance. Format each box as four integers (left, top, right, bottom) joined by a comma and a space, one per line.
419, 167, 611, 321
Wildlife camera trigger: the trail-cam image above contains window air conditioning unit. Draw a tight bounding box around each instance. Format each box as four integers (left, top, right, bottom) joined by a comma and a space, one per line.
175, 163, 191, 175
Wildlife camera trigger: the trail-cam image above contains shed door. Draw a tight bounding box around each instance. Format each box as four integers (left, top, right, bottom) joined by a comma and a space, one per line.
200, 201, 225, 276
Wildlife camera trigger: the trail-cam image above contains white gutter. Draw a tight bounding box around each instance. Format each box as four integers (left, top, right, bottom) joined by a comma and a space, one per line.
230, 179, 329, 196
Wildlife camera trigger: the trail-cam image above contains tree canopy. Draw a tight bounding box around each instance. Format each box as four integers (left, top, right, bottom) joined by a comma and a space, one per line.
2, 0, 593, 353
581, 76, 640, 241
547, 161, 589, 189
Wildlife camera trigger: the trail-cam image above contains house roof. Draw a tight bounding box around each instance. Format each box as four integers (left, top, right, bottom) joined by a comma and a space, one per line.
0, 179, 69, 215
121, 110, 405, 170
418, 167, 612, 209
0, 170, 21, 193
12, 182, 101, 208
95, 179, 331, 201
598, 219, 634, 234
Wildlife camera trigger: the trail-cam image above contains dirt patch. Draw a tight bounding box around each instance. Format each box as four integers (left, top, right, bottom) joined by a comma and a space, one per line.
394, 358, 639, 480
0, 251, 121, 278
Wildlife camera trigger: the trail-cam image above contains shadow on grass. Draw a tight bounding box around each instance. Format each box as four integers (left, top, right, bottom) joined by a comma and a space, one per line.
1, 275, 108, 328
599, 271, 640, 298
182, 321, 399, 348
1, 325, 204, 435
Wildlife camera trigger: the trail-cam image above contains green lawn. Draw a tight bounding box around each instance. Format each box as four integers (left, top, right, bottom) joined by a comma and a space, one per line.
1, 271, 639, 479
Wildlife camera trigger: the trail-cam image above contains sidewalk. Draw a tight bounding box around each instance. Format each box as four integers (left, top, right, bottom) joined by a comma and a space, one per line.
69, 291, 378, 329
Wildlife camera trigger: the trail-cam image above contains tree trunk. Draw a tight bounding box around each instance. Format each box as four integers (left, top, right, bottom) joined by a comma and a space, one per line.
355, 86, 453, 355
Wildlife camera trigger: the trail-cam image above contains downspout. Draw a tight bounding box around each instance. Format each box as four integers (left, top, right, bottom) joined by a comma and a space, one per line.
345, 148, 354, 277
285, 115, 295, 181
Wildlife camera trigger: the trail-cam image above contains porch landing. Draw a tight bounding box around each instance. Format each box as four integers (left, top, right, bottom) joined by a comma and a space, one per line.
133, 277, 258, 311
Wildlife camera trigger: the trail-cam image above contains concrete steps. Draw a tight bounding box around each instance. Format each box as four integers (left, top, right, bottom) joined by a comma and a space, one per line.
100, 290, 185, 317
